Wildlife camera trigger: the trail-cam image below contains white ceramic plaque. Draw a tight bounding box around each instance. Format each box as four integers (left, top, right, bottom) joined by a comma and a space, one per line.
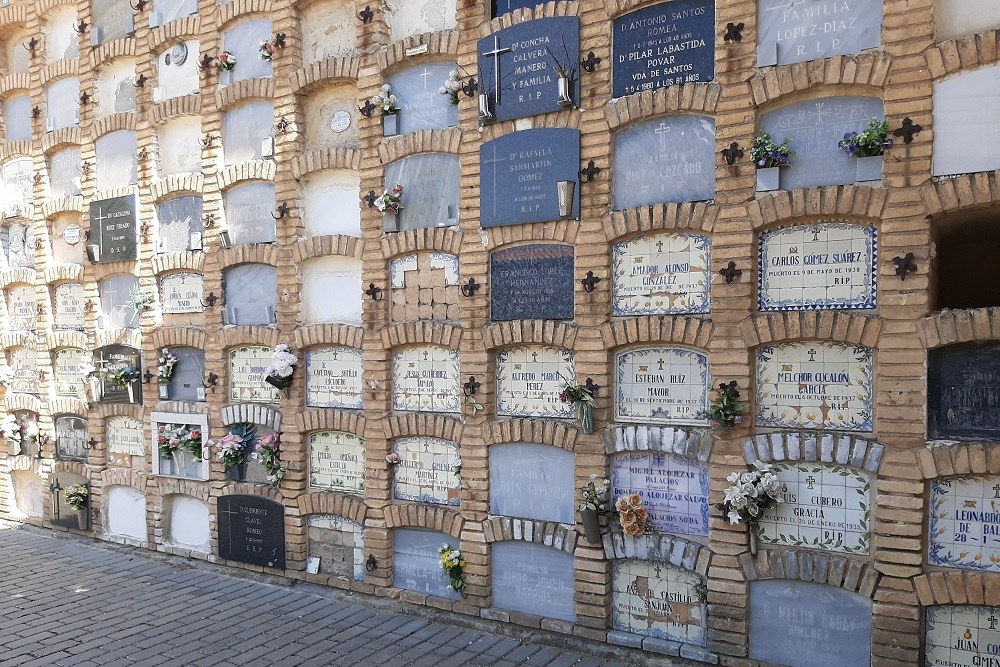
53, 348, 88, 397
106, 416, 144, 456
614, 348, 709, 425
309, 430, 365, 494
393, 436, 460, 506
926, 605, 1000, 667
160, 273, 204, 314
8, 347, 36, 394
757, 462, 871, 554
612, 233, 711, 316
612, 560, 706, 646
496, 346, 574, 418
759, 223, 877, 311
929, 476, 1000, 572
611, 452, 710, 537
755, 342, 873, 431
391, 346, 461, 413
228, 346, 280, 403
54, 283, 86, 330
306, 347, 363, 409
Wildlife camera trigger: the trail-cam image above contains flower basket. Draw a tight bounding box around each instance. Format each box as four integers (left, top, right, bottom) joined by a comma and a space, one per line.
581, 507, 601, 544
265, 374, 293, 390
756, 166, 781, 192
856, 155, 883, 182
383, 113, 398, 137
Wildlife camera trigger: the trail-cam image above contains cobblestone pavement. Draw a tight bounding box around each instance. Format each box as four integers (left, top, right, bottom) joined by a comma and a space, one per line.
0, 523, 700, 667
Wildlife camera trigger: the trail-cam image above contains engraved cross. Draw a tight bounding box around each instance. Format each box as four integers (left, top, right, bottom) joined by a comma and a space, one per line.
993, 484, 1000, 499
657, 359, 665, 371
655, 240, 664, 253
420, 67, 433, 90
807, 348, 817, 362
654, 122, 670, 152
805, 476, 816, 490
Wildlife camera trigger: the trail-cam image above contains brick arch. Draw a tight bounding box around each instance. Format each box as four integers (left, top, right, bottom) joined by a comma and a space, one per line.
377, 129, 461, 164
150, 173, 205, 201
0, 140, 32, 161
384, 413, 464, 443
0, 3, 27, 24
739, 312, 882, 348
149, 16, 201, 48
52, 461, 88, 477
0, 331, 30, 349
926, 29, 1000, 81
292, 236, 362, 262
219, 327, 280, 349
92, 403, 143, 419
217, 245, 279, 270
380, 227, 464, 259
8, 456, 44, 473
91, 113, 137, 140
47, 330, 88, 350
0, 72, 30, 96
914, 571, 1000, 607
49, 398, 88, 415
290, 148, 361, 179
381, 321, 463, 349
483, 321, 578, 350
378, 32, 460, 72
89, 38, 137, 69
297, 492, 369, 525
293, 324, 364, 350
5, 394, 43, 413
217, 0, 273, 30
483, 419, 578, 452
150, 251, 205, 275
218, 482, 285, 504
604, 532, 711, 575
604, 424, 713, 462
297, 410, 366, 436
605, 84, 722, 132
917, 309, 1000, 350
742, 432, 885, 473
43, 264, 83, 284
600, 317, 714, 350
482, 518, 577, 555
157, 481, 210, 501
290, 58, 360, 94
606, 202, 719, 242
41, 127, 82, 153
480, 111, 580, 144
39, 59, 79, 86
215, 78, 276, 110
919, 169, 1000, 218
914, 442, 1000, 480
36, 0, 75, 12
746, 186, 889, 231
384, 504, 463, 538
148, 94, 202, 125
481, 220, 581, 249
93, 261, 141, 284
747, 51, 892, 108
220, 403, 282, 430
99, 467, 152, 491
94, 328, 142, 350
218, 162, 276, 189
151, 326, 207, 350
0, 268, 33, 289
740, 548, 880, 599
42, 195, 85, 219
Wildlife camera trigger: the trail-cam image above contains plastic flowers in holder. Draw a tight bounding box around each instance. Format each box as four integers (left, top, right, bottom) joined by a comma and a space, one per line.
0, 414, 22, 449
838, 118, 891, 158
215, 50, 237, 72
615, 493, 653, 537
385, 452, 401, 467
158, 424, 205, 461
718, 460, 782, 526
252, 432, 286, 487
579, 474, 610, 513
102, 366, 139, 389
750, 130, 794, 168
215, 432, 249, 468
64, 484, 89, 511
438, 544, 467, 595
258, 40, 276, 61
264, 344, 297, 390
157, 348, 179, 384
438, 69, 462, 105
371, 83, 399, 116
374, 184, 404, 215
560, 378, 596, 434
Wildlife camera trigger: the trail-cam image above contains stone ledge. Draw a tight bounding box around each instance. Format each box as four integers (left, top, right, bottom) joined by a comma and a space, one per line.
742, 431, 884, 473
603, 423, 713, 462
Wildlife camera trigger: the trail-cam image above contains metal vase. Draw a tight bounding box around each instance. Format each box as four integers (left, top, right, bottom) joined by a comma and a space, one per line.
856, 155, 883, 182
158, 383, 169, 399
578, 401, 594, 435
557, 75, 573, 107
478, 93, 493, 123
382, 113, 398, 136
557, 180, 575, 219
581, 508, 601, 544
755, 166, 780, 192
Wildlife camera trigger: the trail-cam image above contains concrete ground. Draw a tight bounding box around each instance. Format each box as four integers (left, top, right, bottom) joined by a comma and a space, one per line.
0, 522, 701, 667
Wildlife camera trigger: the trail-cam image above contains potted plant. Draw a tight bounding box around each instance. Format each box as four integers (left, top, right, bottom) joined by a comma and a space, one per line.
264, 343, 297, 391
839, 118, 891, 182
64, 484, 89, 530
718, 460, 782, 555
615, 492, 654, 538
750, 130, 794, 192
252, 432, 286, 487
437, 544, 467, 596
372, 83, 400, 136
157, 348, 178, 399
215, 50, 237, 72
438, 69, 462, 106
375, 184, 404, 232
579, 475, 609, 544
559, 378, 596, 434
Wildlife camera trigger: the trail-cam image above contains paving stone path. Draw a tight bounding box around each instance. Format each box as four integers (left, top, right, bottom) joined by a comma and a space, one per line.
0, 523, 699, 667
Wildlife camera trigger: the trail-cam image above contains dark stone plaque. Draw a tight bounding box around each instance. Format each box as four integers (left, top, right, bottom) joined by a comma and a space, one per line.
929, 343, 1000, 441
89, 195, 137, 262
477, 17, 580, 123
55, 416, 89, 461
492, 0, 564, 18
94, 344, 142, 404
613, 0, 715, 99
490, 244, 574, 321
480, 128, 580, 229
217, 495, 286, 569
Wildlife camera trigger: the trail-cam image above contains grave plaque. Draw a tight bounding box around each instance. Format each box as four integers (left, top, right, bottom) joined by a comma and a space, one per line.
928, 476, 1000, 573
95, 130, 137, 191
613, 0, 715, 98
613, 115, 716, 210
307, 515, 364, 581
393, 436, 461, 506
928, 343, 1000, 441
106, 416, 144, 456
480, 129, 581, 229
389, 62, 459, 135
46, 77, 79, 132
89, 195, 138, 262
749, 581, 872, 667
934, 65, 1000, 177
489, 443, 574, 523
490, 244, 574, 321
2, 158, 33, 219
221, 20, 272, 84
612, 560, 706, 645
306, 347, 364, 409
3, 222, 34, 270
160, 273, 204, 314
309, 431, 365, 493
612, 452, 710, 536
757, 462, 871, 554
223, 264, 277, 326
496, 345, 574, 418
225, 183, 276, 245
477, 17, 580, 123
49, 147, 82, 198
6, 285, 37, 331
757, 0, 882, 67
925, 605, 1000, 667
53, 348, 88, 397
48, 472, 89, 530
228, 346, 280, 403
94, 344, 141, 404
157, 196, 202, 253
755, 342, 873, 431
217, 495, 285, 569
167, 347, 206, 402
612, 233, 711, 315
393, 528, 460, 599
384, 154, 459, 231
8, 347, 36, 394
54, 283, 86, 330
92, 0, 133, 43
615, 347, 710, 425
99, 274, 140, 329
222, 101, 274, 164
389, 253, 460, 288
301, 256, 363, 325
54, 416, 88, 460
4, 95, 30, 142
759, 223, 877, 311
391, 346, 461, 413
492, 542, 576, 622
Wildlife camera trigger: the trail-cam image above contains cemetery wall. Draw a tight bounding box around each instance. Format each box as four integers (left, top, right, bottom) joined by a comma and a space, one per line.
0, 0, 998, 664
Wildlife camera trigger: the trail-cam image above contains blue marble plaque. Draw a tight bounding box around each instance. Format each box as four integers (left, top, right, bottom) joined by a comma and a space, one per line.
613, 0, 715, 98
90, 195, 138, 262
749, 581, 872, 667
492, 0, 553, 18
477, 17, 580, 123
492, 542, 575, 622
389, 62, 459, 135
490, 244, 574, 321
393, 529, 460, 600
613, 116, 715, 210
480, 128, 580, 228
489, 443, 574, 523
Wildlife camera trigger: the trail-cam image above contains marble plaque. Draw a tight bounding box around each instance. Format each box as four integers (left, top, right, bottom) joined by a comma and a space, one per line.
301, 256, 362, 325
492, 0, 543, 18
224, 183, 276, 245
391, 346, 461, 413
393, 528, 460, 599
933, 65, 1000, 177
4, 95, 30, 142
3, 222, 34, 270
389, 62, 459, 135
49, 147, 82, 198
305, 347, 364, 409
755, 342, 873, 432
221, 19, 272, 84
8, 347, 36, 394
615, 347, 710, 425
2, 158, 33, 219
490, 244, 574, 321
496, 346, 574, 418
53, 348, 88, 397
54, 283, 86, 330
393, 436, 461, 506
936, 1, 1000, 42
384, 154, 459, 231
157, 196, 202, 252
489, 443, 575, 524
925, 605, 1000, 667
54, 415, 88, 460
309, 430, 365, 494
492, 542, 575, 622
612, 0, 715, 98
222, 101, 274, 164
217, 495, 285, 569
150, 0, 198, 26
106, 416, 144, 456
612, 560, 707, 645
167, 347, 206, 402
95, 344, 141, 404
477, 17, 580, 123
222, 264, 277, 326
45, 77, 79, 131
95, 130, 137, 191
6, 285, 37, 331
749, 581, 872, 667
928, 476, 1000, 572
99, 274, 140, 329
612, 452, 710, 537
757, 0, 882, 67
228, 345, 280, 403
480, 129, 581, 228
760, 96, 884, 190
757, 462, 871, 554
157, 117, 201, 174
613, 116, 715, 210
160, 273, 204, 314
612, 233, 711, 316
90, 195, 138, 262
307, 515, 365, 581
758, 223, 877, 311
301, 170, 362, 237
92, 0, 133, 44
929, 343, 1000, 441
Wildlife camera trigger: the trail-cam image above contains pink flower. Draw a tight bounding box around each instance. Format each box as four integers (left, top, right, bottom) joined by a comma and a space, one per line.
385, 453, 401, 465
191, 430, 201, 440
158, 426, 165, 433
733, 416, 742, 425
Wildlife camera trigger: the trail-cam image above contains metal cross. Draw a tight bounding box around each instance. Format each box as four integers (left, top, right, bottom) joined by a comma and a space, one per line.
481, 35, 511, 104
893, 117, 923, 144
721, 142, 744, 166
807, 348, 817, 362
724, 22, 744, 43
993, 484, 1000, 499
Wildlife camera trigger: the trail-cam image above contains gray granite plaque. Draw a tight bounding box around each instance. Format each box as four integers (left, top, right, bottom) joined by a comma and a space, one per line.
166, 347, 206, 402
489, 443, 574, 524
389, 62, 459, 135
933, 66, 1000, 177
393, 528, 460, 599
490, 244, 574, 321
55, 415, 88, 461
99, 274, 140, 329
758, 0, 882, 67
217, 494, 285, 569
223, 264, 277, 326
492, 542, 575, 622
222, 101, 274, 165
49, 147, 82, 198
95, 130, 137, 191
157, 196, 203, 252
224, 183, 276, 245
384, 155, 459, 231
90, 195, 138, 262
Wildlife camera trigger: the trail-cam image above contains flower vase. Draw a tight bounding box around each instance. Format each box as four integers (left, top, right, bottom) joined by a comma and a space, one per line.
165, 453, 179, 476
578, 402, 594, 435
383, 211, 400, 233
228, 461, 248, 481
557, 75, 573, 107
756, 167, 780, 192
158, 383, 169, 399
126, 384, 135, 404
265, 374, 293, 390
856, 155, 883, 182
383, 113, 398, 137
76, 510, 89, 531
581, 508, 602, 544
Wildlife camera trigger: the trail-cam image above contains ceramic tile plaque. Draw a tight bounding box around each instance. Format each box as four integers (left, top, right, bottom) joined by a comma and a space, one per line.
228, 346, 280, 403
489, 443, 575, 524
307, 515, 364, 581
389, 253, 459, 289
758, 223, 877, 311
928, 344, 1000, 441
393, 528, 460, 599
490, 244, 574, 321
925, 605, 1000, 667
928, 476, 1000, 572
492, 542, 576, 622
306, 347, 364, 409
53, 348, 87, 397
6, 285, 37, 331
308, 430, 365, 494
89, 194, 138, 262
496, 346, 574, 418
54, 416, 88, 461
160, 273, 204, 314
612, 560, 706, 645
391, 346, 461, 414
8, 347, 36, 394
612, 0, 715, 98
755, 342, 874, 432
612, 233, 710, 316
54, 283, 86, 330
756, 462, 871, 554
933, 65, 1000, 177
757, 0, 882, 67
611, 452, 710, 536
389, 62, 459, 135
614, 347, 710, 425
106, 416, 144, 456
2, 158, 33, 219
749, 581, 872, 667
393, 436, 460, 506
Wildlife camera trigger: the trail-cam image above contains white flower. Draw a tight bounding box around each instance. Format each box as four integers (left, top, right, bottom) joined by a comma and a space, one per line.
726, 471, 740, 484
438, 86, 448, 95
752, 460, 772, 472
727, 510, 743, 525
747, 503, 761, 517
449, 69, 459, 79
381, 84, 390, 93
